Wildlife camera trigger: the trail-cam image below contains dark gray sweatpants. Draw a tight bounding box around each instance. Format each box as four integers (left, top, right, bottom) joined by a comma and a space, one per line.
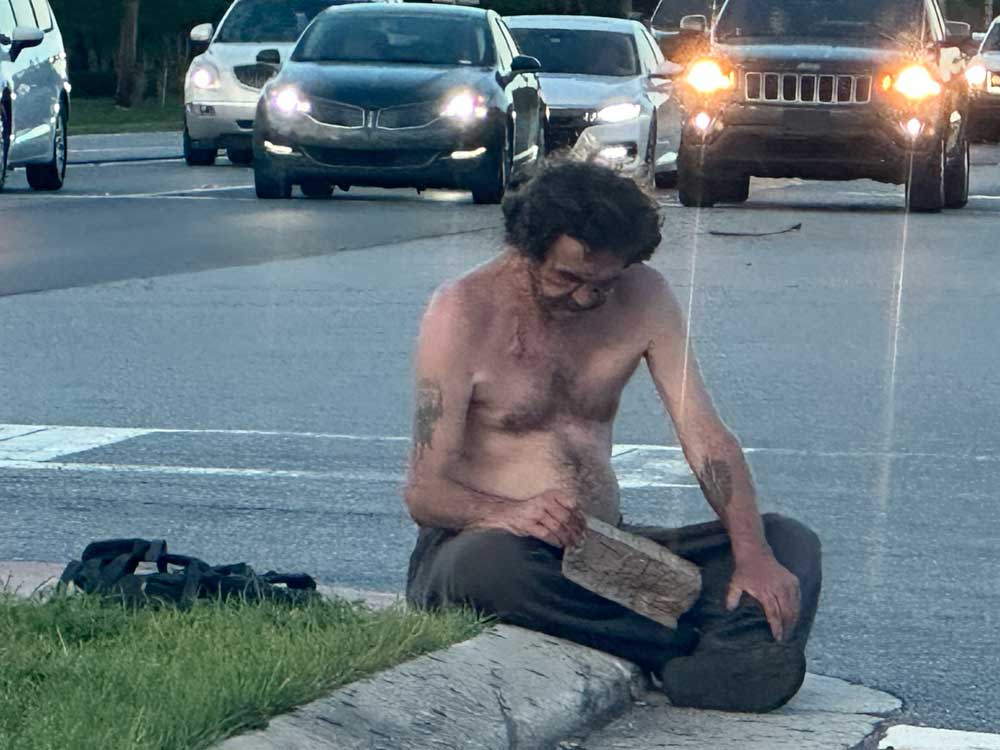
406, 513, 822, 713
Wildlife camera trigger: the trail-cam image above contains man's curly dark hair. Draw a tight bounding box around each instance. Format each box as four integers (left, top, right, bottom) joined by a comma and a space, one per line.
501, 160, 662, 265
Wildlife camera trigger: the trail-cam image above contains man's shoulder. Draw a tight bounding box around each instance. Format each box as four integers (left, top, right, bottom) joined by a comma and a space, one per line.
423, 270, 497, 340
620, 263, 672, 309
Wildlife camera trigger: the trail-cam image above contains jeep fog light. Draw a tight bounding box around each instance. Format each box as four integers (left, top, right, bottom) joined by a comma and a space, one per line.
905, 118, 924, 139
693, 112, 712, 132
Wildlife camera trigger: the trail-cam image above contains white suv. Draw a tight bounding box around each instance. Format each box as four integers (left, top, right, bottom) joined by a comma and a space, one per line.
184, 0, 401, 166
0, 0, 70, 192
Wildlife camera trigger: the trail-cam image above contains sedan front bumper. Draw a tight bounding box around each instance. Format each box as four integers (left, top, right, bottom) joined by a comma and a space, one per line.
186, 101, 258, 150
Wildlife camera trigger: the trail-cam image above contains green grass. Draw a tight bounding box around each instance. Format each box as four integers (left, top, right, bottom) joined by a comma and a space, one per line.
70, 97, 185, 135
0, 592, 482, 750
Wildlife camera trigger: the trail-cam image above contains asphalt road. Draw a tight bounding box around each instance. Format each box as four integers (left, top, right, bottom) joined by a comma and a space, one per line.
2, 133, 999, 732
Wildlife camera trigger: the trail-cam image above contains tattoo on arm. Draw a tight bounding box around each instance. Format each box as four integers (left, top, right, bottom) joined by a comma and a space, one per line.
697, 458, 734, 513
413, 379, 444, 456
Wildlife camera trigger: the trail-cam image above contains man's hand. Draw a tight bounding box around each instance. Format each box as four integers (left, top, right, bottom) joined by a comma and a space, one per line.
726, 550, 801, 642
482, 490, 586, 548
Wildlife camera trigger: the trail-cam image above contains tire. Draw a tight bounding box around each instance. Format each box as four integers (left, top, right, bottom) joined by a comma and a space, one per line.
655, 170, 678, 189
226, 147, 254, 166
0, 100, 9, 194
26, 107, 67, 191
944, 129, 969, 209
184, 127, 217, 166
717, 175, 751, 203
254, 161, 291, 199
905, 136, 945, 213
471, 128, 510, 205
300, 179, 333, 199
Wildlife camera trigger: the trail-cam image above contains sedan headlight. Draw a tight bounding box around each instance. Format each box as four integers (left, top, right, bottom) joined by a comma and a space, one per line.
685, 59, 734, 94
188, 62, 220, 90
597, 102, 641, 123
890, 65, 941, 100
271, 86, 312, 116
966, 63, 988, 89
441, 92, 488, 121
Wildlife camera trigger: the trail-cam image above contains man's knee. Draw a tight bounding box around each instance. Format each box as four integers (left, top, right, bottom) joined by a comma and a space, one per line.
433, 530, 538, 616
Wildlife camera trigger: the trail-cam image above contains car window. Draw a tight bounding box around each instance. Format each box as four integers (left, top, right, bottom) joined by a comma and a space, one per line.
217, 0, 339, 43
0, 1, 15, 33
498, 21, 520, 58
9, 0, 36, 27
643, 29, 666, 64
508, 28, 639, 77
29, 0, 50, 31
715, 0, 932, 44
984, 23, 1000, 52
635, 29, 660, 72
294, 12, 494, 66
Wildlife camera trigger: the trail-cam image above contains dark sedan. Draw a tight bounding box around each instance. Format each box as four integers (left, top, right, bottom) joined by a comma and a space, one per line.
253, 3, 545, 203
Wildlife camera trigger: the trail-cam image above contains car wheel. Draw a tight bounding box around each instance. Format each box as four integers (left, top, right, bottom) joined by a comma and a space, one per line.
254, 161, 291, 199
226, 147, 254, 166
905, 136, 945, 213
471, 128, 509, 205
0, 100, 9, 194
184, 127, 217, 166
26, 106, 67, 192
717, 175, 750, 203
944, 129, 969, 209
300, 179, 333, 199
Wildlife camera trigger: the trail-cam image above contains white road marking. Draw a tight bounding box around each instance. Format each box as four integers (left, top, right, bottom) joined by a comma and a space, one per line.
879, 725, 1000, 750
71, 146, 180, 154
70, 158, 184, 168
0, 425, 153, 462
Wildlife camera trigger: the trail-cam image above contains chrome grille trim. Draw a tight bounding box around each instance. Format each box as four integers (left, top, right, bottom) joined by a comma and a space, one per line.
745, 71, 872, 104
376, 102, 441, 130
306, 98, 365, 129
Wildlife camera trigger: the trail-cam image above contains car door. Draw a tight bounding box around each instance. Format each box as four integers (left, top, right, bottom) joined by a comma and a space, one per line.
639, 27, 682, 167
7, 0, 45, 160
492, 16, 540, 167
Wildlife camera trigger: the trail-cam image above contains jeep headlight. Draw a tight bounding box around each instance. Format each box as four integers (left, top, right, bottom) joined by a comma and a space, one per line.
597, 103, 641, 123
891, 65, 941, 100
188, 62, 220, 90
966, 63, 988, 89
685, 59, 734, 94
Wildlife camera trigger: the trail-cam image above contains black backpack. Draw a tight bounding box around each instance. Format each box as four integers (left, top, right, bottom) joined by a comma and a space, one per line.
59, 538, 318, 608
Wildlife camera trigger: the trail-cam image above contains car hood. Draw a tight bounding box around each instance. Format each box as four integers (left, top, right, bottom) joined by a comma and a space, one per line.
717, 42, 906, 71
205, 41, 299, 69
538, 74, 640, 109
273, 62, 495, 108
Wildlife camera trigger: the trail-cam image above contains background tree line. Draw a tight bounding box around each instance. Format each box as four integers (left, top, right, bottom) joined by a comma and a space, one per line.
49, 0, 994, 106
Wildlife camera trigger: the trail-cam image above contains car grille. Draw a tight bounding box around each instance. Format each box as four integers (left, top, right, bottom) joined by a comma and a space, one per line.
377, 102, 440, 130
233, 64, 278, 90
302, 148, 438, 168
308, 99, 365, 128
547, 107, 594, 151
745, 72, 872, 104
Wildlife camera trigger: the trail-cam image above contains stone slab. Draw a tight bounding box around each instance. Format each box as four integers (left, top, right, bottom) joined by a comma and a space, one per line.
576, 673, 902, 750
879, 725, 1000, 750
213, 625, 643, 750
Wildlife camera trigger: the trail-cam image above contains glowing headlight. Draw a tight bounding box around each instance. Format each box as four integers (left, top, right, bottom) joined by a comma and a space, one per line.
892, 65, 941, 100
272, 87, 311, 115
441, 92, 488, 121
966, 64, 988, 88
189, 63, 220, 90
686, 59, 734, 94
597, 103, 641, 123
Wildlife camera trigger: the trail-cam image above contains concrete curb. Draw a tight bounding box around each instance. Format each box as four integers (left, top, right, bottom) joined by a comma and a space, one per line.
212, 624, 644, 750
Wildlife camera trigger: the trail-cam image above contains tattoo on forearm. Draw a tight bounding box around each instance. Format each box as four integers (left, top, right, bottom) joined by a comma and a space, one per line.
697, 458, 734, 512
413, 379, 444, 455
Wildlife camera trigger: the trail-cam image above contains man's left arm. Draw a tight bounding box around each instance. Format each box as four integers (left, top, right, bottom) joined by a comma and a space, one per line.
640, 270, 800, 641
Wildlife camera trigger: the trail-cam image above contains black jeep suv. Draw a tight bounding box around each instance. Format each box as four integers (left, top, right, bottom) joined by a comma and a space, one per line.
674, 0, 972, 212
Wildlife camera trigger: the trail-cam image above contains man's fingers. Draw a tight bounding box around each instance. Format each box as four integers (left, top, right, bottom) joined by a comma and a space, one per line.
781, 584, 801, 637
725, 583, 743, 611
529, 522, 562, 548
765, 594, 786, 642
537, 512, 573, 548
549, 492, 579, 511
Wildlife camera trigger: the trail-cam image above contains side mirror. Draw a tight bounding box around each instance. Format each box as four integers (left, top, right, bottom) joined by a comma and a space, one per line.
257, 49, 281, 66
510, 55, 541, 74
944, 20, 971, 46
190, 23, 214, 43
679, 14, 708, 35
8, 26, 43, 63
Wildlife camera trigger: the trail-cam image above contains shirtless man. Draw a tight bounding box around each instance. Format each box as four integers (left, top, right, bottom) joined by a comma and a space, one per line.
404, 161, 821, 713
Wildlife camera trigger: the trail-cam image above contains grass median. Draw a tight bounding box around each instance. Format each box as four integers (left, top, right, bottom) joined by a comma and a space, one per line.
0, 591, 481, 750
70, 97, 185, 135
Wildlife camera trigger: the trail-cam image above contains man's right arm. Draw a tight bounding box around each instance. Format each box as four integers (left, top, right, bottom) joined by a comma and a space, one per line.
403, 286, 583, 548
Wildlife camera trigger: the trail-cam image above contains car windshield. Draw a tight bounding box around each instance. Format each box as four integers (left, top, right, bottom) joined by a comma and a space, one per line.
509, 29, 638, 77
715, 0, 930, 43
983, 25, 1000, 52
217, 0, 341, 43
651, 0, 715, 30
293, 12, 493, 65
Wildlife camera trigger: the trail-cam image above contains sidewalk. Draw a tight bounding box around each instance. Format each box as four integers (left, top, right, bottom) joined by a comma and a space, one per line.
3, 560, 996, 749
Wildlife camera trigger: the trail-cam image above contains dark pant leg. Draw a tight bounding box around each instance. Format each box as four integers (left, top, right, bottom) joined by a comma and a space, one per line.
406, 527, 695, 672
626, 513, 823, 712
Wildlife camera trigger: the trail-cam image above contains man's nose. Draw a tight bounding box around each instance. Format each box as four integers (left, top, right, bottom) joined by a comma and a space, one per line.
573, 286, 607, 308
